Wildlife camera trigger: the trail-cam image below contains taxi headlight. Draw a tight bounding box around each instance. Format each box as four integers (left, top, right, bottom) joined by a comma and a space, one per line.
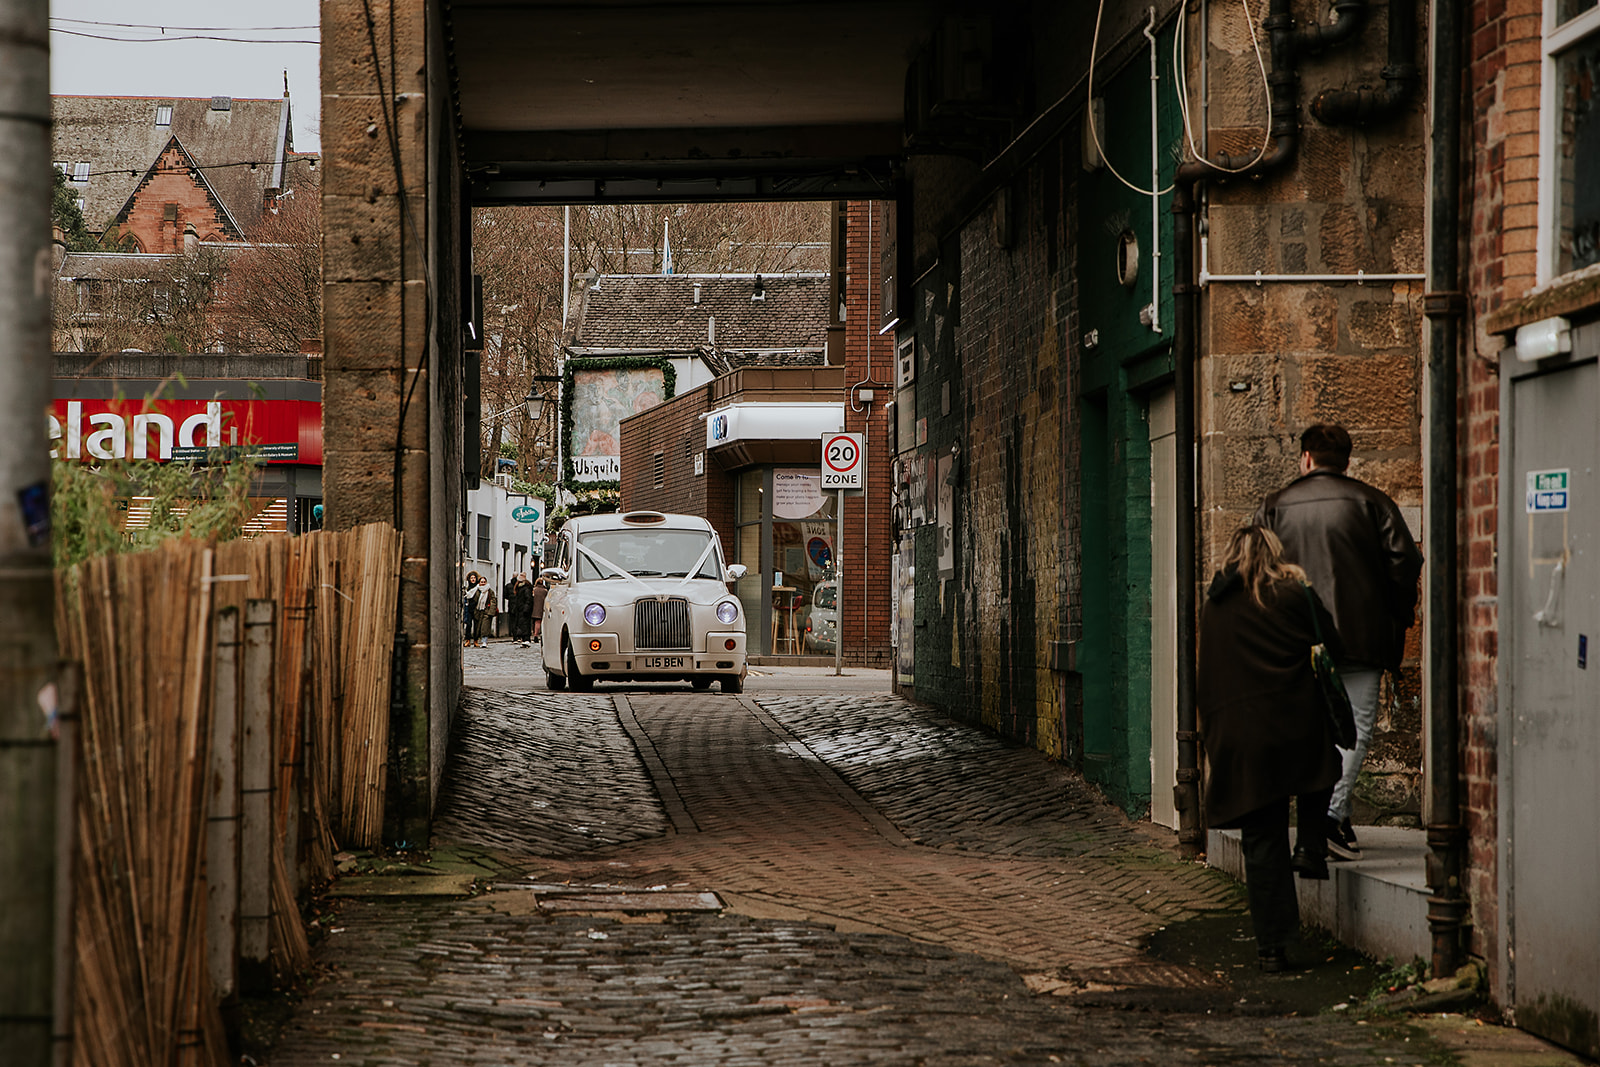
583, 603, 607, 626
716, 600, 740, 625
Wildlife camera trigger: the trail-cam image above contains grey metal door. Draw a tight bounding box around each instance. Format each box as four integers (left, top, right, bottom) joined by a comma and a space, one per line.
1502, 351, 1600, 1058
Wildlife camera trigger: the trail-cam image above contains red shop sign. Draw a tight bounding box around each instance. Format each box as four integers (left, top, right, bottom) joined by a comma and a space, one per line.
48, 398, 323, 465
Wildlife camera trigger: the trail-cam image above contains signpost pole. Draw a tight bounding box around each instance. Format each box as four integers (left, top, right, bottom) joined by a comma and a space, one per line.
835, 489, 845, 676
820, 432, 862, 677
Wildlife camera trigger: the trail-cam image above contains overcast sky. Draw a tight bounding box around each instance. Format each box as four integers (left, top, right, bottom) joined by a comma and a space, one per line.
50, 0, 322, 151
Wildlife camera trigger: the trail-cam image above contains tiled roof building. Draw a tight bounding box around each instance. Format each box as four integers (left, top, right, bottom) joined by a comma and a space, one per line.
52, 93, 304, 249
567, 272, 830, 369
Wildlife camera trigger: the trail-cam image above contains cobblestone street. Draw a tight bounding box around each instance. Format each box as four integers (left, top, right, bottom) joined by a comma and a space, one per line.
261, 650, 1474, 1065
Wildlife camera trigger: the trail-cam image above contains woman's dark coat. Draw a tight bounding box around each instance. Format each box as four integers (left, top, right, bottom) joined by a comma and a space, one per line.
506, 580, 535, 636
1197, 568, 1342, 828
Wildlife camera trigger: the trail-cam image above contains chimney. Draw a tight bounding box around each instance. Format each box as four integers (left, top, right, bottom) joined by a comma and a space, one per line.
708, 315, 716, 345
693, 281, 702, 305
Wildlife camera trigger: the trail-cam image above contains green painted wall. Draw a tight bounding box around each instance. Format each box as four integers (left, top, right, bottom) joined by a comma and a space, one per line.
1073, 19, 1178, 815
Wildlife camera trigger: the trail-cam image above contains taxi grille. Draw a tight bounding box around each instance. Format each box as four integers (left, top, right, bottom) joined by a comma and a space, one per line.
634, 598, 690, 649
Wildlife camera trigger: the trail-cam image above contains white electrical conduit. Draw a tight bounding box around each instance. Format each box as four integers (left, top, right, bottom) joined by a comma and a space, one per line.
1143, 9, 1163, 333
1198, 235, 1426, 286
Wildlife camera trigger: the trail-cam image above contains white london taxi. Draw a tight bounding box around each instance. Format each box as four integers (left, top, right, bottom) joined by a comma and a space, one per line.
539, 511, 748, 693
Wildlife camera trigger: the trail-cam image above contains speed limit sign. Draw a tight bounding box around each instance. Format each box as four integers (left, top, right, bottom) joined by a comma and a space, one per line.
821, 432, 864, 489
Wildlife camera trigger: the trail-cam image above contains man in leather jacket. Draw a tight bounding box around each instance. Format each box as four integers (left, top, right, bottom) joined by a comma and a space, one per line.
1253, 424, 1424, 861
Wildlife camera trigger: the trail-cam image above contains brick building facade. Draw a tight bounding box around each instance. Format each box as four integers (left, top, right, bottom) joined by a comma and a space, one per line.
618, 203, 895, 667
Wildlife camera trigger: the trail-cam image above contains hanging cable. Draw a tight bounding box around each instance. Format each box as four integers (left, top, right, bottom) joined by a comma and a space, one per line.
1087, 0, 1174, 197
1173, 0, 1273, 174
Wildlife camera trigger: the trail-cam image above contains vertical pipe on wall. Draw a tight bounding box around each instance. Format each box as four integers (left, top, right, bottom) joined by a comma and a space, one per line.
1172, 176, 1202, 858
1423, 0, 1467, 980
1144, 8, 1163, 335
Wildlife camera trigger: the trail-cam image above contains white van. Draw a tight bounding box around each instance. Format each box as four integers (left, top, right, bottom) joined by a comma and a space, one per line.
540, 511, 749, 693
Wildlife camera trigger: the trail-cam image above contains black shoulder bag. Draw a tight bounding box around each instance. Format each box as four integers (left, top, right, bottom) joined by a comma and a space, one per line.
1302, 583, 1358, 750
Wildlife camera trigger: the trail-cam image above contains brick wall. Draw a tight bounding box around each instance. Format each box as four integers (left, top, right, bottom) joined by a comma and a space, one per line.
841, 202, 895, 668
619, 381, 726, 533
118, 142, 238, 252
1460, 0, 1543, 968
908, 139, 1079, 757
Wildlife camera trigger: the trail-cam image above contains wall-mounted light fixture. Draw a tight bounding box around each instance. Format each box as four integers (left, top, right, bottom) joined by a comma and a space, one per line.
1514, 315, 1572, 363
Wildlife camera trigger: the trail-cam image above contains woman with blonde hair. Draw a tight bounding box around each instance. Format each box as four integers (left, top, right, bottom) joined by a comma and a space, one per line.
1198, 524, 1342, 973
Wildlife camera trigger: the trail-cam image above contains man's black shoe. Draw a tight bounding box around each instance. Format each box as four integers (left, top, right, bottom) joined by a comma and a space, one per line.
1327, 816, 1362, 861
1258, 947, 1291, 973
1292, 845, 1329, 880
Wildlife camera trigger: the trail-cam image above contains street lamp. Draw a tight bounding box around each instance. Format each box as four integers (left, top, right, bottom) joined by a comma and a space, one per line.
523, 383, 546, 422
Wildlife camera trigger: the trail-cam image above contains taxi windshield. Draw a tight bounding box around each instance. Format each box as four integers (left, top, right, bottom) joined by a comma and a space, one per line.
576, 529, 721, 582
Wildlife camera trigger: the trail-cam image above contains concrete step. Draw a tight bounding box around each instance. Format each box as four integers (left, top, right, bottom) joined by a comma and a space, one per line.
1208, 826, 1431, 964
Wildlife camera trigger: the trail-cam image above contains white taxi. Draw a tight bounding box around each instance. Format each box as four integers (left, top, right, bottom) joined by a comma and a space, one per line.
539, 511, 748, 693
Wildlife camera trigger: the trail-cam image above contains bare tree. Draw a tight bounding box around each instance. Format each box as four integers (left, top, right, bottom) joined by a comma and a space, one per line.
470, 201, 830, 474
221, 170, 323, 353
53, 244, 231, 353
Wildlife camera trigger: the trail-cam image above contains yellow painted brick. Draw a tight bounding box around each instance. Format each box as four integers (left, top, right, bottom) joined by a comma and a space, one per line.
1503, 85, 1540, 113
1504, 39, 1542, 66
1503, 177, 1540, 210
1503, 61, 1541, 90
1502, 203, 1539, 231
1503, 252, 1537, 282
1500, 226, 1537, 254
1504, 14, 1541, 41
1502, 135, 1541, 170
1502, 154, 1539, 184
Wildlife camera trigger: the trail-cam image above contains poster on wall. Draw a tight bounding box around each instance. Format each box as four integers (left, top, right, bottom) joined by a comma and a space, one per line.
568, 364, 667, 483
774, 470, 826, 519
802, 522, 833, 578
896, 535, 915, 684
907, 455, 928, 527
936, 455, 954, 578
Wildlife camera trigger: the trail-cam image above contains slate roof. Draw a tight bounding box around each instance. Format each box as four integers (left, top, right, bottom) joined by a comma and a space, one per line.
568, 273, 830, 363
58, 246, 251, 280
52, 94, 301, 237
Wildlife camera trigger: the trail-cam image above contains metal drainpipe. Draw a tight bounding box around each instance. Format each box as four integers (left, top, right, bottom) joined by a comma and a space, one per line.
1311, 0, 1418, 126
1422, 0, 1467, 980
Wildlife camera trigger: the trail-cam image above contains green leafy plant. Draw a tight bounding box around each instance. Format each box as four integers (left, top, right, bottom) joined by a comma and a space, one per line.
52, 453, 263, 569
1368, 955, 1429, 1000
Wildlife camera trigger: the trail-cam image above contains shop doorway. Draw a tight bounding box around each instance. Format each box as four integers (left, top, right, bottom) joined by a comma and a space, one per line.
734, 467, 838, 655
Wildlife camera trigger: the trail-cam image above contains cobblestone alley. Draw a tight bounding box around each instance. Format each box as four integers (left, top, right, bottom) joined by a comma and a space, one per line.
260, 651, 1493, 1065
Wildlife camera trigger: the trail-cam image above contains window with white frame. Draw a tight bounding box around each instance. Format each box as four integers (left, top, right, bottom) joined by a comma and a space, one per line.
155, 105, 172, 126
1545, 0, 1600, 278
71, 162, 89, 183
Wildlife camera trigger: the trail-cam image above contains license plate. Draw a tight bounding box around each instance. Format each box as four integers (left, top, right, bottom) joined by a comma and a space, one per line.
643, 656, 685, 668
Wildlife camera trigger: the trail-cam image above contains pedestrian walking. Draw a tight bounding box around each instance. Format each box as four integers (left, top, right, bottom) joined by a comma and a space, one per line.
462, 572, 481, 647
506, 573, 535, 647
466, 572, 496, 648
530, 576, 549, 644
1198, 524, 1343, 973
1253, 424, 1424, 861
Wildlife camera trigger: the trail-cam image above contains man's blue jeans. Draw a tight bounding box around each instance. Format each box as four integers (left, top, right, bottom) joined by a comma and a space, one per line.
1328, 667, 1382, 824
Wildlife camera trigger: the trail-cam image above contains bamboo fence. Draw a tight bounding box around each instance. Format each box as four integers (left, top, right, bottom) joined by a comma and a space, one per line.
55, 523, 403, 1067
